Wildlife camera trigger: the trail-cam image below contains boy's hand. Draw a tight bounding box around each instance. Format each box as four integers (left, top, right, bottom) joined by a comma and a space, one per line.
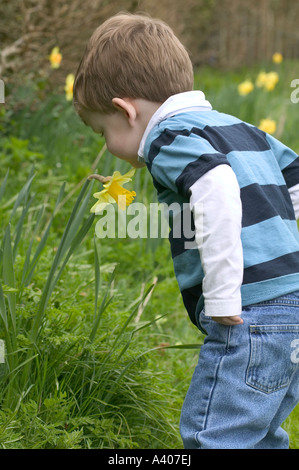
212, 315, 243, 326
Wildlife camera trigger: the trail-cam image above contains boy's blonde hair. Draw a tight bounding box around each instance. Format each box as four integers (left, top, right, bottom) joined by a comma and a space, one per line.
73, 13, 194, 114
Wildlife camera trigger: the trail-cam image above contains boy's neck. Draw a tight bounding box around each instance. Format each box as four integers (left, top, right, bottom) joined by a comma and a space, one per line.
136, 98, 163, 132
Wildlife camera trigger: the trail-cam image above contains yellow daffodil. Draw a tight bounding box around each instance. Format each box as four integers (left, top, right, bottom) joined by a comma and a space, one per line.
258, 118, 277, 135
49, 47, 62, 69
256, 71, 268, 88
238, 80, 254, 96
89, 168, 136, 212
64, 74, 75, 101
272, 52, 283, 64
256, 71, 279, 91
264, 71, 279, 91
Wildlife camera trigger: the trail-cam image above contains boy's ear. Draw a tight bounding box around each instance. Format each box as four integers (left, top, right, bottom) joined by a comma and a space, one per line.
112, 98, 137, 127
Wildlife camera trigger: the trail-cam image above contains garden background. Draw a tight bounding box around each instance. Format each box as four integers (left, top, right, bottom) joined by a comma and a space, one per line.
1, 0, 299, 449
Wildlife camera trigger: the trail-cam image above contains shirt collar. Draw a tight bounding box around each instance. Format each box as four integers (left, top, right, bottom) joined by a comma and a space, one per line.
138, 90, 212, 161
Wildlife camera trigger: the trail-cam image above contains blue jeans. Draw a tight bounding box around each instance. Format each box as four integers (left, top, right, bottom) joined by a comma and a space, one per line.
180, 291, 299, 449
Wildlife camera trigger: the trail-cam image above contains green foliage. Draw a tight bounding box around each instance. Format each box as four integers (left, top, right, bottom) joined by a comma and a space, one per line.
0, 170, 184, 448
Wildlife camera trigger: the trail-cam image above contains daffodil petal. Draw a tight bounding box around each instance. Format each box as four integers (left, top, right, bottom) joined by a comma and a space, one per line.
111, 171, 122, 179
123, 168, 136, 179
90, 190, 115, 213
91, 201, 111, 213
111, 168, 136, 185
92, 189, 107, 199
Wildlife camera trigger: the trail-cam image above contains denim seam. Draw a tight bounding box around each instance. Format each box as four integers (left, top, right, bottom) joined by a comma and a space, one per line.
194, 327, 232, 447
248, 322, 299, 335
253, 300, 299, 307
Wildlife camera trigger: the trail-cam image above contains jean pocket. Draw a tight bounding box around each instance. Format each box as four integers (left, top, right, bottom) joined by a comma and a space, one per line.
246, 324, 299, 394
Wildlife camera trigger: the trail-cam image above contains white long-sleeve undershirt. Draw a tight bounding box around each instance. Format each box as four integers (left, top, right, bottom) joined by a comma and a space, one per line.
289, 183, 299, 220
189, 165, 244, 317
189, 166, 299, 317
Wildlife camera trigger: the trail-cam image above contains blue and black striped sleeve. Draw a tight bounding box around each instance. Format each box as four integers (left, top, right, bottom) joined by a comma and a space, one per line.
146, 128, 231, 198
265, 133, 299, 189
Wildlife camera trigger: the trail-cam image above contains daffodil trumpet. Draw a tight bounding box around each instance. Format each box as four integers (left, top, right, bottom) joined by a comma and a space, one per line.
89, 169, 136, 212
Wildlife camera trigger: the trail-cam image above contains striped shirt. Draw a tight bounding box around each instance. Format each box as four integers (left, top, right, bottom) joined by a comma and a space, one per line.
138, 92, 299, 325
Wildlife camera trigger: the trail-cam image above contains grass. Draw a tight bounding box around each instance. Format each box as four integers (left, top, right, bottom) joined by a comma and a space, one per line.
0, 169, 192, 448
0, 60, 299, 448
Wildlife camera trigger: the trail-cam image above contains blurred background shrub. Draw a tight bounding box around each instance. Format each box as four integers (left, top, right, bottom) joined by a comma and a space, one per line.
1, 0, 299, 88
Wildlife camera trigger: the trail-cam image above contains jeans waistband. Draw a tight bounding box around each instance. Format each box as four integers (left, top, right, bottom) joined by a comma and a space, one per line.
250, 290, 299, 308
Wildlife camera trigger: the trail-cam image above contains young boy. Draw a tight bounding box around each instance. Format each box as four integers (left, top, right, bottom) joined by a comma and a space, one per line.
73, 13, 299, 449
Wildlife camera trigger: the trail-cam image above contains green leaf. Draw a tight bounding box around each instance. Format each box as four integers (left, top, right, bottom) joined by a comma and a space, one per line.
0, 169, 9, 202
2, 225, 16, 334
8, 169, 35, 224
0, 283, 8, 331
89, 267, 116, 344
